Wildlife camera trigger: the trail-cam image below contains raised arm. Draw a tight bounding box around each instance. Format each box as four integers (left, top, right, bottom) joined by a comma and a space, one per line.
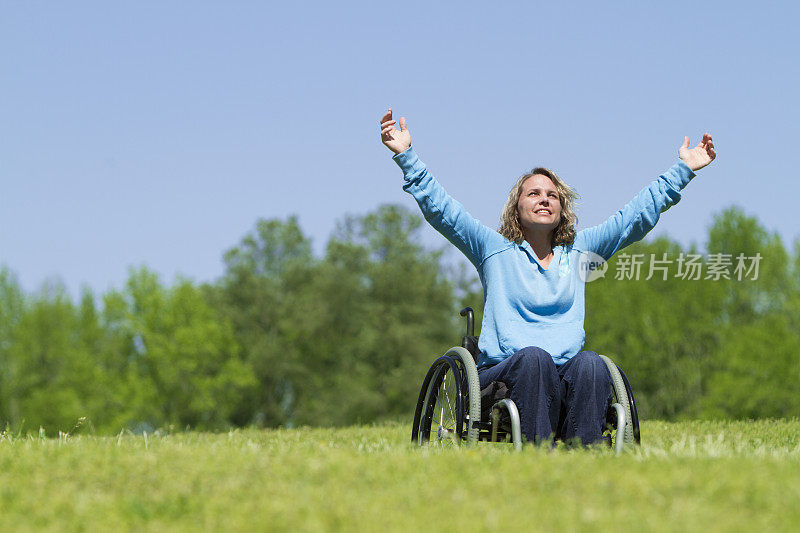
576, 134, 716, 260
380, 109, 500, 267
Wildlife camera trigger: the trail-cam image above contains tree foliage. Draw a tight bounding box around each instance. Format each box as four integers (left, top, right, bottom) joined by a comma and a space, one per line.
0, 206, 797, 433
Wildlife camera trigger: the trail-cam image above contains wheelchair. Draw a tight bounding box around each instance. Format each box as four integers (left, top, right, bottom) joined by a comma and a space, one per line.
411, 307, 641, 452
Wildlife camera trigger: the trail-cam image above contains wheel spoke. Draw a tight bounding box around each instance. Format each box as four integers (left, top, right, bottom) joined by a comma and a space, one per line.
437, 384, 446, 441
443, 373, 456, 428
434, 381, 447, 445
418, 360, 468, 448
438, 382, 445, 427
432, 371, 458, 447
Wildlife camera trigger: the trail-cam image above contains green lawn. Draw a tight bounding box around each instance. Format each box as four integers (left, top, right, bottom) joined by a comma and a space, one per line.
1, 419, 799, 532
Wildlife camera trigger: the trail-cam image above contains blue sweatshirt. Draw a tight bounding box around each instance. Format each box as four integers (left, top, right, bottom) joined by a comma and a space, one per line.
393, 146, 696, 366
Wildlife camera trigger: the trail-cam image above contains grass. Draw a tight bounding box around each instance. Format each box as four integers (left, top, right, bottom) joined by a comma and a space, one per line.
1, 419, 799, 532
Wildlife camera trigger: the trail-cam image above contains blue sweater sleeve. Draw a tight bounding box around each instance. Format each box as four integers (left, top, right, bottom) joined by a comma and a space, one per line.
393, 146, 501, 267
575, 161, 696, 260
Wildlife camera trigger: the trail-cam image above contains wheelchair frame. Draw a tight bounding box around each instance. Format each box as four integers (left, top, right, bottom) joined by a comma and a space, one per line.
411, 307, 641, 452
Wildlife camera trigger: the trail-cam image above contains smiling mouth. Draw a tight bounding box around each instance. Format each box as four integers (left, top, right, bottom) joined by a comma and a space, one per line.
535, 209, 551, 215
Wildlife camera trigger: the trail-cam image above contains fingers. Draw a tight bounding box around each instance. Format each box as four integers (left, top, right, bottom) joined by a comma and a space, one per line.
380, 107, 396, 137
381, 107, 408, 136
701, 133, 715, 158
682, 136, 691, 150
706, 135, 716, 159
381, 121, 396, 135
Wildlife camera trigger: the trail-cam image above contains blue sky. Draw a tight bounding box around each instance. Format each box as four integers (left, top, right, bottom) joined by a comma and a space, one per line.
2, 1, 798, 296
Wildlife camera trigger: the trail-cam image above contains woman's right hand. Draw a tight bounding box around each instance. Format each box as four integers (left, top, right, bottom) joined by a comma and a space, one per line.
380, 108, 411, 155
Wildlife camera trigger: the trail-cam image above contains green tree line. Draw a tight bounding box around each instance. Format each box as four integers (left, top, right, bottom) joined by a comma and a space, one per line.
1, 205, 798, 434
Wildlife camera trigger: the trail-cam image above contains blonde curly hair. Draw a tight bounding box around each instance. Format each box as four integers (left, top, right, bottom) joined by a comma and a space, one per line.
498, 167, 579, 247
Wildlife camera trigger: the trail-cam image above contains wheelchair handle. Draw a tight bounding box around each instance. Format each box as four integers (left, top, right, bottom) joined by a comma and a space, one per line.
460, 307, 475, 338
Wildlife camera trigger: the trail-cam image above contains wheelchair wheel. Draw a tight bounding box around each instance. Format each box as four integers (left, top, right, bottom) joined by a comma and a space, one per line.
412, 347, 480, 446
599, 354, 637, 447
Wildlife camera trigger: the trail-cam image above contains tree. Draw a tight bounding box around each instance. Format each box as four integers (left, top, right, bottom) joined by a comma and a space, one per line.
289, 204, 456, 425
113, 267, 256, 430
706, 206, 790, 320
3, 279, 90, 432
216, 216, 316, 427
0, 267, 25, 428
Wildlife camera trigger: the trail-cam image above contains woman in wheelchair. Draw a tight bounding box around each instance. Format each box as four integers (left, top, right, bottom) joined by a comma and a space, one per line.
380, 109, 716, 446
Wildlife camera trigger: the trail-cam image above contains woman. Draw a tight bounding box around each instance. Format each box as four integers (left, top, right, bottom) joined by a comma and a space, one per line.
379, 109, 716, 445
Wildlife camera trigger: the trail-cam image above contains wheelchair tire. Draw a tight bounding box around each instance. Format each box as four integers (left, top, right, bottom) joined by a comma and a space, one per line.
412, 347, 480, 446
617, 366, 641, 444
599, 354, 634, 446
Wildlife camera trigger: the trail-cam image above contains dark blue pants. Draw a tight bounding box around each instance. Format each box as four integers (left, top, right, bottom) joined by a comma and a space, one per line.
478, 347, 612, 445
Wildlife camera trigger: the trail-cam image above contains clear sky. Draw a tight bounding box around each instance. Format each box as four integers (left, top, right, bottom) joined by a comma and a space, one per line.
2, 1, 798, 296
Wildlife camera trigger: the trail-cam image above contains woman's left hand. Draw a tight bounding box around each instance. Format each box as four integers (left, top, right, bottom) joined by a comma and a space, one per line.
678, 133, 716, 171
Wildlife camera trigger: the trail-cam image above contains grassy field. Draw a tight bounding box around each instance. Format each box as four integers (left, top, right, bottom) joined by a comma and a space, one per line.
1, 419, 799, 532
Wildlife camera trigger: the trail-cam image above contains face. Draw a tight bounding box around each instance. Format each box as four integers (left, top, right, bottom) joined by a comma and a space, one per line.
516, 174, 562, 235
